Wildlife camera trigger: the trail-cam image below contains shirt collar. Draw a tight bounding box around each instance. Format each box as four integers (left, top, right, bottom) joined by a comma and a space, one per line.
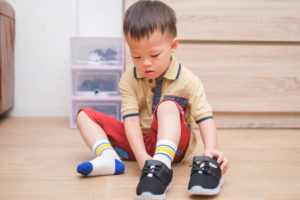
134, 55, 181, 80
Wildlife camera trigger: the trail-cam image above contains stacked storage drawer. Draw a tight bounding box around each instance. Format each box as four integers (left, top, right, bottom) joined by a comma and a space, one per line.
70, 37, 124, 128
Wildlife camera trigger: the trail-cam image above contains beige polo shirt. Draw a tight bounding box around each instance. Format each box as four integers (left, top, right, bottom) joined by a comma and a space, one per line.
119, 55, 213, 159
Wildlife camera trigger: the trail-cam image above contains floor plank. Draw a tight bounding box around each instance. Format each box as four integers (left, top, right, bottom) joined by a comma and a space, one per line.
0, 117, 299, 200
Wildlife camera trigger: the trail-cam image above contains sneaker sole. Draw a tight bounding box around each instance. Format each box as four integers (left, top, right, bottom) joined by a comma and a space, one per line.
135, 183, 171, 200
188, 177, 223, 196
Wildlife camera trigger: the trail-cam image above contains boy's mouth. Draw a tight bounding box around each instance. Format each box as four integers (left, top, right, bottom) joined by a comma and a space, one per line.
145, 70, 154, 75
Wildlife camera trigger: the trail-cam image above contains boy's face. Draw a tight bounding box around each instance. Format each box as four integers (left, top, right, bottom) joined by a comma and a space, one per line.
126, 30, 178, 79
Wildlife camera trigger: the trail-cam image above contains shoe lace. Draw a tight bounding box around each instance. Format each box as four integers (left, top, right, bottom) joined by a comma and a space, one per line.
142, 165, 161, 177
191, 161, 217, 178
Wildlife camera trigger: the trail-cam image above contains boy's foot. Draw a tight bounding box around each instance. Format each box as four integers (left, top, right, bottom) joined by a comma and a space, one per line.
77, 140, 125, 176
77, 154, 125, 176
136, 160, 173, 200
188, 156, 223, 195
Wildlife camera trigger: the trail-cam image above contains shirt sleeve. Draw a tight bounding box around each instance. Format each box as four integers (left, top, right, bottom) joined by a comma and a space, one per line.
188, 76, 213, 123
119, 69, 139, 119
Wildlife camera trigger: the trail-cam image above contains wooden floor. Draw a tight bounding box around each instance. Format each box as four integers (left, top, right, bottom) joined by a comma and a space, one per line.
0, 117, 299, 200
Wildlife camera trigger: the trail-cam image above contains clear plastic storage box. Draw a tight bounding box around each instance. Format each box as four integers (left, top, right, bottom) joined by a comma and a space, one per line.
71, 37, 123, 66
70, 37, 124, 128
70, 100, 122, 128
72, 70, 121, 96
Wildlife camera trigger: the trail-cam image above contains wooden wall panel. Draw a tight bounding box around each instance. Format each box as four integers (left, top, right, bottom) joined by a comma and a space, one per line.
214, 112, 300, 128
175, 43, 300, 112
125, 0, 300, 42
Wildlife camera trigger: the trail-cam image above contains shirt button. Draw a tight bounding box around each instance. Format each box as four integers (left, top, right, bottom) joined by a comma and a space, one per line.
148, 79, 153, 83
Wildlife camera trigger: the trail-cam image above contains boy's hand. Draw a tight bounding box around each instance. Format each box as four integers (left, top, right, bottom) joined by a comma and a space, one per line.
137, 154, 152, 170
204, 149, 229, 174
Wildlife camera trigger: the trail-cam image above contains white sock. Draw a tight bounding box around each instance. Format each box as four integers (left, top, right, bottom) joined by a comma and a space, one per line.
77, 139, 125, 176
153, 139, 177, 169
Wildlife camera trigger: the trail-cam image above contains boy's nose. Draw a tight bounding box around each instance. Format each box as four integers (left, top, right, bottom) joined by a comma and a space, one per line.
143, 58, 152, 67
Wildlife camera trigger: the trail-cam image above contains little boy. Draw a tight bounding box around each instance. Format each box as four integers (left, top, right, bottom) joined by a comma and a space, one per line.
76, 0, 229, 199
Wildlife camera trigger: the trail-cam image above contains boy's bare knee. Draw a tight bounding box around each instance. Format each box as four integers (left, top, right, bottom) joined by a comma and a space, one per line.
157, 100, 179, 116
76, 111, 88, 126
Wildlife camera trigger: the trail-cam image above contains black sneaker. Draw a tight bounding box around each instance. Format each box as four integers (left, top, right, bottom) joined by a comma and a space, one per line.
188, 156, 223, 195
136, 160, 173, 200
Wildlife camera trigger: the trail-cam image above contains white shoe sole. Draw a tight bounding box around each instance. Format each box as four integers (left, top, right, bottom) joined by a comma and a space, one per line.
136, 183, 171, 200
188, 178, 223, 195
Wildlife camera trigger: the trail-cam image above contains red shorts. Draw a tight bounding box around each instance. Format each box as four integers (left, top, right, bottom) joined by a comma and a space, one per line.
77, 99, 191, 162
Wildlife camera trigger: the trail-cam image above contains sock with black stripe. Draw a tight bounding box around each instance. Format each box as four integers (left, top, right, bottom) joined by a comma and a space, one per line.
152, 139, 177, 169
77, 139, 125, 176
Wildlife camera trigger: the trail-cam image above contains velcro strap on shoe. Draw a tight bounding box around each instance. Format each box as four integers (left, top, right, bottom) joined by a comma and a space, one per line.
144, 160, 163, 167
193, 156, 218, 166
143, 160, 173, 186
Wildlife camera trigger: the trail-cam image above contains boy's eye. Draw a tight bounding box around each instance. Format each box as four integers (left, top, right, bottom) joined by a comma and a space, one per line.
151, 54, 160, 58
133, 56, 141, 59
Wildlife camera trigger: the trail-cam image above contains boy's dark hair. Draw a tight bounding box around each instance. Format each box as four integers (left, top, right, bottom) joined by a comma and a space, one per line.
123, 0, 177, 40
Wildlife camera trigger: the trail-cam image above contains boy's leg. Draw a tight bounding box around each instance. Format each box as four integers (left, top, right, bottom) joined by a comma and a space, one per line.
152, 99, 191, 164
136, 100, 190, 199
153, 100, 181, 168
76, 109, 126, 176
76, 110, 109, 150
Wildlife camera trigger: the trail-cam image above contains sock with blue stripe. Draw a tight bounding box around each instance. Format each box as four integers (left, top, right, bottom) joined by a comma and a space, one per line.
77, 139, 125, 176
153, 139, 177, 169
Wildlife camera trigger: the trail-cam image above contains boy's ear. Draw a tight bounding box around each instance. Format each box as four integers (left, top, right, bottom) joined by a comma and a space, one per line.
171, 37, 179, 53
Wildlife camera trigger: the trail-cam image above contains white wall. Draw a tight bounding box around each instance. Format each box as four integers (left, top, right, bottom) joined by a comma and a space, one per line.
7, 0, 123, 116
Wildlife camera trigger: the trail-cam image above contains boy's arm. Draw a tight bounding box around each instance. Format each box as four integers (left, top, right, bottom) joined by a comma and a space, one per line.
119, 72, 150, 169
124, 116, 152, 170
198, 118, 229, 174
